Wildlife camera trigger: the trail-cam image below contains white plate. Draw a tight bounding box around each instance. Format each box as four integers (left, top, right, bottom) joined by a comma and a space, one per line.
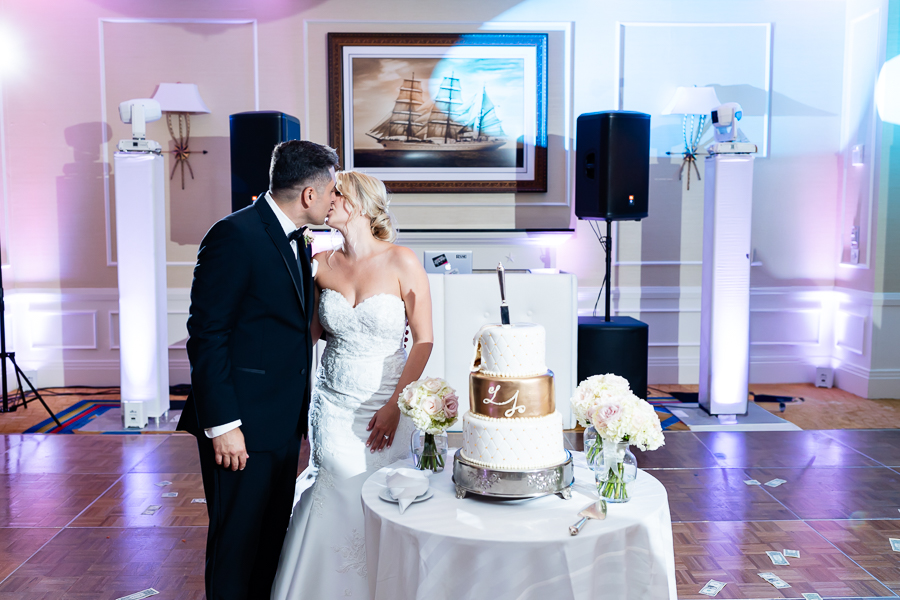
378, 488, 434, 504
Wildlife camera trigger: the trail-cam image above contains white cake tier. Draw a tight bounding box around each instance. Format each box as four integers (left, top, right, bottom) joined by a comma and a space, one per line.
461, 411, 567, 470
472, 323, 547, 378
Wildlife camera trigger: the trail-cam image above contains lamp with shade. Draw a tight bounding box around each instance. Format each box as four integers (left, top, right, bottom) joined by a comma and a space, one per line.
662, 86, 721, 189
151, 83, 210, 189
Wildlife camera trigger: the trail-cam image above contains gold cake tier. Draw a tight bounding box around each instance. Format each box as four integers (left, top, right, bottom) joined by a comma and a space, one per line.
469, 370, 555, 419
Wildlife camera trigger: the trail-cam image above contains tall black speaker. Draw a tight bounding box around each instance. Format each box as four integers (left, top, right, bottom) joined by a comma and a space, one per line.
575, 111, 650, 221
230, 111, 301, 213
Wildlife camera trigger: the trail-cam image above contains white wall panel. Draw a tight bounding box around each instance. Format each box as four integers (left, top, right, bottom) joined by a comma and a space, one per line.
29, 310, 97, 350
750, 310, 821, 346
835, 310, 867, 355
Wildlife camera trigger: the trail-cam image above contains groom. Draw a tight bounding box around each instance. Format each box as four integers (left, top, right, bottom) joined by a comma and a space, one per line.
179, 140, 340, 599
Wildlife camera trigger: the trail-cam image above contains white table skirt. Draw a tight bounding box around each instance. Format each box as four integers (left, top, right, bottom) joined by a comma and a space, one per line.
361, 451, 677, 600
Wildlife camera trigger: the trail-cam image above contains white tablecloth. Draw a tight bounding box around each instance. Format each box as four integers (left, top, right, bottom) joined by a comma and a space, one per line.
361, 451, 677, 600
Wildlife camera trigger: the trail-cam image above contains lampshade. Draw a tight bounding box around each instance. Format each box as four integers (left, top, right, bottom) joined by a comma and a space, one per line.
662, 86, 721, 116
876, 55, 900, 125
151, 83, 210, 114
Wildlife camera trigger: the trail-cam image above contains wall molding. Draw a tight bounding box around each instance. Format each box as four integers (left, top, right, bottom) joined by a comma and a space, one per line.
836, 361, 900, 399
98, 18, 259, 267
838, 6, 882, 269
6, 284, 897, 393
580, 284, 866, 386
28, 310, 98, 350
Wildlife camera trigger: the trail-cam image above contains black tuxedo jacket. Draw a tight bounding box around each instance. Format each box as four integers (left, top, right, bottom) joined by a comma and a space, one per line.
179, 195, 314, 451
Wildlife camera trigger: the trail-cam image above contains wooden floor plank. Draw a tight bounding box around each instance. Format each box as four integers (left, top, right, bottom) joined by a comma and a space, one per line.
0, 435, 165, 475
0, 528, 60, 584
674, 521, 896, 599
1, 385, 899, 598
0, 474, 120, 527
809, 520, 900, 595
0, 527, 206, 599
70, 473, 208, 528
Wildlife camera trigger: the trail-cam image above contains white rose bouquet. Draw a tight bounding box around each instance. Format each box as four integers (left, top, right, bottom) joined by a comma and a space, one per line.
398, 377, 459, 470
570, 374, 664, 501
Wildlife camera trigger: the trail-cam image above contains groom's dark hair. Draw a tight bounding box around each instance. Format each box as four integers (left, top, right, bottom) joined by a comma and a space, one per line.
269, 140, 340, 197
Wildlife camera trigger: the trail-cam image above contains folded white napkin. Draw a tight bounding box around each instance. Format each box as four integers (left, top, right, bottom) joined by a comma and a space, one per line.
384, 468, 430, 514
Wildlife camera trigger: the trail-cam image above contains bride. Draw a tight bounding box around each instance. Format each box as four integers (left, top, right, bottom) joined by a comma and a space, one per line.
271, 170, 433, 599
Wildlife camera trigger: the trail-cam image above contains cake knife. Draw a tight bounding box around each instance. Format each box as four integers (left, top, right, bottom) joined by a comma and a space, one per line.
569, 499, 607, 535
497, 263, 510, 325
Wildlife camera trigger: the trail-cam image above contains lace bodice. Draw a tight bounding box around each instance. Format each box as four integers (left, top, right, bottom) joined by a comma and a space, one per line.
316, 289, 408, 401
318, 289, 407, 359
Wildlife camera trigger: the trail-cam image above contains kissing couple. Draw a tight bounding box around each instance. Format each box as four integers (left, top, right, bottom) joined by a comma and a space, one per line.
179, 140, 433, 599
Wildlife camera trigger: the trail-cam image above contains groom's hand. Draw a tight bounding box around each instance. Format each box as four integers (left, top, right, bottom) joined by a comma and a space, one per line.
212, 427, 249, 471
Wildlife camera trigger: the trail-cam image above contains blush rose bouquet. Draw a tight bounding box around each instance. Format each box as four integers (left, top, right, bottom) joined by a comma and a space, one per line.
398, 377, 459, 471
570, 374, 664, 501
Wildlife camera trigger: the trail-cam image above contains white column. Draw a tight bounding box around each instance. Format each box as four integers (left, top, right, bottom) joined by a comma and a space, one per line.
114, 152, 169, 423
699, 154, 754, 415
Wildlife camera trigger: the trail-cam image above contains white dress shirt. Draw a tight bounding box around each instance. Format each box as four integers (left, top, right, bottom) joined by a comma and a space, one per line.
205, 191, 300, 439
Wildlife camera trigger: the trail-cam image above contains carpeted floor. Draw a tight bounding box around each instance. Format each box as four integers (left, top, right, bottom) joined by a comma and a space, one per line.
23, 399, 188, 434
0, 388, 190, 435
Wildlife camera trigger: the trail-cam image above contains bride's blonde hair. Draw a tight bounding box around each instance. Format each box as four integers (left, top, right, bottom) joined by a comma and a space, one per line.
334, 171, 397, 243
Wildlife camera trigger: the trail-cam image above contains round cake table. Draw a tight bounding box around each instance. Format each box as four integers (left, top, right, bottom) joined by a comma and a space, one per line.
361, 451, 676, 600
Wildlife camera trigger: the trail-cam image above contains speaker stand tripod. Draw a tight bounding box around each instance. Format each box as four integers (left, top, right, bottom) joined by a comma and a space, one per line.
0, 260, 61, 426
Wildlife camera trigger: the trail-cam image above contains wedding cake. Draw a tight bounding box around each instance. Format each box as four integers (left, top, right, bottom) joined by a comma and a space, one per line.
460, 323, 567, 470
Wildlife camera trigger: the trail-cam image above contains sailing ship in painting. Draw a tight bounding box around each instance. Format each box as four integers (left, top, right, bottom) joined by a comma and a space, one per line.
366, 73, 507, 152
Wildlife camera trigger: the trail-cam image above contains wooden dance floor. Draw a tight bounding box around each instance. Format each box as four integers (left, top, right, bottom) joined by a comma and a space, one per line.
1, 430, 900, 599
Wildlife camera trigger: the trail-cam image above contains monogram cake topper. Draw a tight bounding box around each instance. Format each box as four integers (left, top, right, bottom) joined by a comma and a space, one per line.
483, 384, 526, 418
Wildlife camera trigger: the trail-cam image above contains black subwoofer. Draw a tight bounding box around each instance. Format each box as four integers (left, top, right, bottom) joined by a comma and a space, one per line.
230, 111, 301, 213
575, 111, 650, 221
577, 316, 649, 400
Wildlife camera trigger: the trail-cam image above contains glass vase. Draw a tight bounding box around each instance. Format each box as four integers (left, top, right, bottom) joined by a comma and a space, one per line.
410, 430, 448, 472
591, 440, 637, 503
583, 425, 598, 459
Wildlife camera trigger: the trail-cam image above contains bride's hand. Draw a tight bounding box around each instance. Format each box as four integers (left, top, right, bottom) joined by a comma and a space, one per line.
366, 402, 401, 452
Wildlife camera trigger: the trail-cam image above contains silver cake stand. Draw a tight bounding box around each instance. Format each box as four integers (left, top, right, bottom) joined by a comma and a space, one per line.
452, 449, 575, 500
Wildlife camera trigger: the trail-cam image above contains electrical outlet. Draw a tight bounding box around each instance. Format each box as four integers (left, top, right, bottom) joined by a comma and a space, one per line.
852, 144, 865, 166
850, 248, 860, 264
850, 226, 859, 245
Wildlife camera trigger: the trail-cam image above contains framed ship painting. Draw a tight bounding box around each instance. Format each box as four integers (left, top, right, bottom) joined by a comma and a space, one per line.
327, 32, 548, 193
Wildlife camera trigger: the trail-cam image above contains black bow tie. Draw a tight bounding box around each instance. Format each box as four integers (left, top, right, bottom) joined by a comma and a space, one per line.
287, 226, 308, 243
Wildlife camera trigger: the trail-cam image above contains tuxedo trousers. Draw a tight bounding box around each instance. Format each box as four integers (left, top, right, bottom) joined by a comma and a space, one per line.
197, 431, 301, 600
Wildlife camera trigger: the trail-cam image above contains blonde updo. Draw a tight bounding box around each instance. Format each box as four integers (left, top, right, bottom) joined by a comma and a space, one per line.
335, 170, 397, 243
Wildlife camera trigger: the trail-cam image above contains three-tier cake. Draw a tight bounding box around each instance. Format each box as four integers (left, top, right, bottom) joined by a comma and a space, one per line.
452, 264, 573, 500
460, 322, 568, 470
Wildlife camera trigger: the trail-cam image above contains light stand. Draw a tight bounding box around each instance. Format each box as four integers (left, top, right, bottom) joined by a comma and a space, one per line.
0, 259, 61, 426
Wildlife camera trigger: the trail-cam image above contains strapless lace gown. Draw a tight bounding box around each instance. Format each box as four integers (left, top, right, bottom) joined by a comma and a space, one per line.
271, 289, 415, 599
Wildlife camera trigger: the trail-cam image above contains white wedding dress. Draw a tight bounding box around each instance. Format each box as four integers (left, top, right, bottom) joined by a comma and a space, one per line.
272, 288, 415, 599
